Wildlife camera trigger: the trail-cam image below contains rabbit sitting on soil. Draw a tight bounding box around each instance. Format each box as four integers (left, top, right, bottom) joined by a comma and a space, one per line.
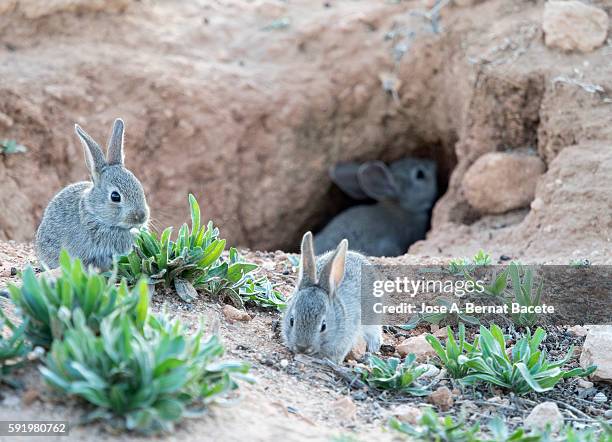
35, 119, 149, 271
282, 231, 382, 364
314, 158, 437, 257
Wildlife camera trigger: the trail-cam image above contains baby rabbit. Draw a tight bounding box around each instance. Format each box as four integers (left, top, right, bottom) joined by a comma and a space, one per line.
282, 231, 382, 364
314, 158, 437, 257
35, 119, 149, 271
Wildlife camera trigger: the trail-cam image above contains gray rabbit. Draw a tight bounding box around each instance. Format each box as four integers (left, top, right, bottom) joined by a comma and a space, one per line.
314, 158, 437, 257
35, 119, 149, 271
282, 232, 382, 364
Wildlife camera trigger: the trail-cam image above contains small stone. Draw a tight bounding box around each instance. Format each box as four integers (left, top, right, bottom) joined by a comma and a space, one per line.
2, 394, 20, 407
568, 325, 588, 337
462, 152, 545, 214
333, 396, 357, 421
280, 359, 289, 368
604, 409, 612, 419
577, 379, 594, 389
346, 336, 367, 361
396, 334, 436, 361
389, 404, 423, 425
525, 402, 564, 432
580, 326, 612, 382
530, 197, 544, 211
543, 1, 609, 53
21, 389, 39, 406
593, 392, 607, 403
223, 305, 252, 323
434, 326, 448, 338
418, 363, 441, 378
429, 386, 453, 411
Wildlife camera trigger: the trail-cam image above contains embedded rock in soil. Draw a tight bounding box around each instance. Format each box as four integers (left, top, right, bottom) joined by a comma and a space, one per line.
542, 1, 609, 53
389, 404, 422, 425
461, 152, 545, 214
396, 334, 436, 361
223, 305, 252, 323
580, 326, 612, 383
333, 396, 357, 421
525, 402, 564, 432
346, 336, 367, 361
429, 386, 453, 411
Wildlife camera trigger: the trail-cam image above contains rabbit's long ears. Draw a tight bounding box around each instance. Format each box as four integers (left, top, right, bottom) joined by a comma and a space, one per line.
75, 124, 106, 183
299, 231, 317, 286
358, 161, 400, 201
106, 118, 125, 166
319, 239, 348, 296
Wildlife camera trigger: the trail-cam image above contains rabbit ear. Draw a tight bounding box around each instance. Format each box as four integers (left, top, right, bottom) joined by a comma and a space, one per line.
106, 118, 125, 166
299, 231, 317, 286
75, 124, 106, 183
358, 161, 400, 201
329, 163, 369, 200
320, 239, 348, 296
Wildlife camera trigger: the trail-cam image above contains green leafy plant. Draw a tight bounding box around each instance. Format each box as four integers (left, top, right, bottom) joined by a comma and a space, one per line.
425, 324, 477, 379
358, 354, 429, 395
448, 250, 492, 276
389, 408, 480, 441
8, 251, 141, 348
40, 299, 250, 433
507, 263, 542, 328
0, 139, 27, 154
485, 417, 548, 442
569, 258, 591, 268
460, 324, 596, 395
0, 309, 29, 385
116, 195, 285, 310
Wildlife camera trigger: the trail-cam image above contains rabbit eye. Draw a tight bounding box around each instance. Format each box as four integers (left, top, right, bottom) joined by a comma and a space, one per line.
110, 191, 121, 203
320, 320, 326, 333
414, 168, 426, 180
289, 316, 294, 327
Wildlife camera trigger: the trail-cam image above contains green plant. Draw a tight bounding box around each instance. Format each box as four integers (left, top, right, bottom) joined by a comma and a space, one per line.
507, 263, 542, 328
8, 251, 140, 348
0, 309, 29, 386
358, 354, 429, 395
425, 324, 477, 379
389, 408, 480, 441
448, 250, 492, 276
0, 139, 27, 154
116, 195, 285, 310
569, 258, 591, 268
485, 417, 548, 442
40, 300, 250, 433
562, 421, 612, 442
460, 325, 596, 395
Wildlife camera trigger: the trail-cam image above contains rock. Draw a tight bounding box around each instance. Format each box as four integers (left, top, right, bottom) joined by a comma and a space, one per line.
0, 0, 17, 15
429, 386, 453, 411
279, 359, 289, 369
543, 1, 609, 53
418, 363, 441, 378
525, 402, 564, 432
21, 389, 40, 406
568, 325, 588, 337
223, 305, 252, 323
462, 152, 545, 214
396, 334, 436, 361
18, 0, 130, 19
593, 392, 607, 403
346, 336, 367, 361
580, 326, 612, 382
389, 404, 422, 425
333, 397, 357, 421
433, 326, 448, 338
577, 379, 593, 389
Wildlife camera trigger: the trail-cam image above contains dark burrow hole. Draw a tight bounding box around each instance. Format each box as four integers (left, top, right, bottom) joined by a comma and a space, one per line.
292, 142, 457, 255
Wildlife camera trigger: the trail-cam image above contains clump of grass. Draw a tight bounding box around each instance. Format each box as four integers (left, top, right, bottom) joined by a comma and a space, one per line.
0, 139, 27, 154
425, 324, 476, 379
8, 251, 140, 348
116, 195, 285, 310
458, 325, 595, 395
0, 309, 29, 386
41, 295, 250, 433
389, 408, 480, 441
357, 353, 429, 395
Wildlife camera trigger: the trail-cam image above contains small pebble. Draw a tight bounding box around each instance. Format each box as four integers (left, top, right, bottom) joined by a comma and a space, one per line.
280, 359, 289, 368
604, 409, 612, 419
593, 392, 607, 403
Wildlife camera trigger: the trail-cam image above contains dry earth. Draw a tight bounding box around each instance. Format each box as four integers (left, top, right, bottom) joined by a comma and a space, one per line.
1, 0, 611, 441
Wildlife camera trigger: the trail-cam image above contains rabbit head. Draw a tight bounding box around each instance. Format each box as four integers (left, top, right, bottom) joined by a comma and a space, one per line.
330, 158, 438, 212
283, 232, 348, 356
75, 119, 149, 230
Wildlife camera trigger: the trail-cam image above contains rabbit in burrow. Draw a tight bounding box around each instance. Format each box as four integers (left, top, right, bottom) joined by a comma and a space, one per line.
314, 158, 437, 257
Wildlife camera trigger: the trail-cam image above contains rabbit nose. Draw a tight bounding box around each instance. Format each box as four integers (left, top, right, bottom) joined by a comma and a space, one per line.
134, 209, 147, 223
296, 345, 314, 354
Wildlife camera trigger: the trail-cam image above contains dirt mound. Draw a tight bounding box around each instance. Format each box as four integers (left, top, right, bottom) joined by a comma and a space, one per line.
0, 0, 610, 262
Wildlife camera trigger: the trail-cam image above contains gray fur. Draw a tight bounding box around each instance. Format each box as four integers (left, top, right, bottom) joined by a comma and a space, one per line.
315, 158, 437, 257
282, 232, 382, 364
35, 119, 149, 271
